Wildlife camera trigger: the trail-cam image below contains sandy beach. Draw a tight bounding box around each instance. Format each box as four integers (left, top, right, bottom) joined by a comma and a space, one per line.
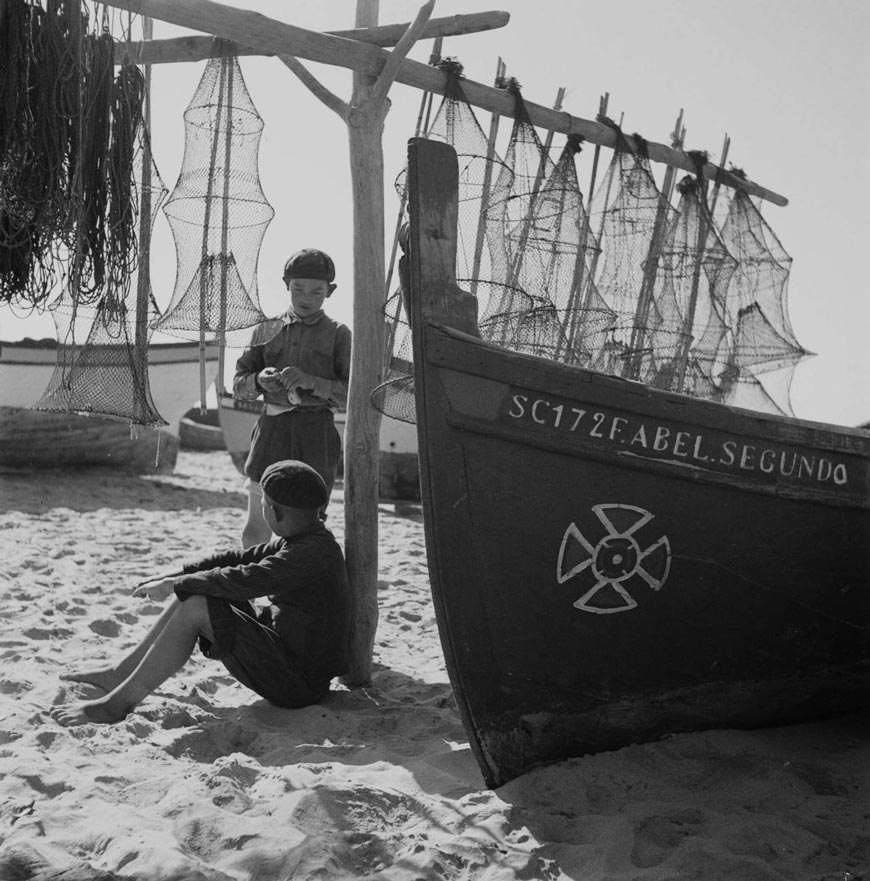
0, 448, 867, 881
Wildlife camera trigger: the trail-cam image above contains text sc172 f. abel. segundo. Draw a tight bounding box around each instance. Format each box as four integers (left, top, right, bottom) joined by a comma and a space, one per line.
502, 391, 854, 491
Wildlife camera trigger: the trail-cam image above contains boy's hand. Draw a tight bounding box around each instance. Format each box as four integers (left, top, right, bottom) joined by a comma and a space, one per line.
279, 366, 315, 391
257, 367, 285, 393
133, 576, 176, 601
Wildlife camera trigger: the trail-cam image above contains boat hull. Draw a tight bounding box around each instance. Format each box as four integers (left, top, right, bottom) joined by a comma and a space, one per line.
406, 138, 870, 788
179, 407, 226, 451
421, 324, 870, 786
0, 339, 219, 472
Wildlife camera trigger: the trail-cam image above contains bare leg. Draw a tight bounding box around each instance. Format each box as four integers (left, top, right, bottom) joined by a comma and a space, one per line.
242, 487, 272, 548
51, 597, 214, 726
60, 598, 181, 693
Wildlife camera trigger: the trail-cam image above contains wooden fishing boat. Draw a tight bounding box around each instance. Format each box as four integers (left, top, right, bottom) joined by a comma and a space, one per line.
405, 137, 870, 788
0, 338, 220, 472
217, 389, 421, 500
179, 406, 226, 451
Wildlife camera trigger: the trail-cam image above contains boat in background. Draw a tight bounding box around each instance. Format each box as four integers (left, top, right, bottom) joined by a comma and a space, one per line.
406, 137, 870, 788
217, 390, 420, 500
0, 338, 220, 472
179, 406, 226, 451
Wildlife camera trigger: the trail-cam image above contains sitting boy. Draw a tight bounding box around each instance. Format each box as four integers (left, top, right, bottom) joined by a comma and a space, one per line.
51, 460, 351, 726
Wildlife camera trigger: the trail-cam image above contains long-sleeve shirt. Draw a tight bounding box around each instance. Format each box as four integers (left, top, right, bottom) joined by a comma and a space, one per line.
174, 525, 350, 683
232, 310, 351, 415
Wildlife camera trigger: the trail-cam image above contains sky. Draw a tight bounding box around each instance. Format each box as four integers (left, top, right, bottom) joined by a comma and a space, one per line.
2, 0, 868, 426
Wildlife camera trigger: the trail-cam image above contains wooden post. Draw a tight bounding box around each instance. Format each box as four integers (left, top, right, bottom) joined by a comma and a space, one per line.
277, 0, 436, 685
342, 0, 386, 686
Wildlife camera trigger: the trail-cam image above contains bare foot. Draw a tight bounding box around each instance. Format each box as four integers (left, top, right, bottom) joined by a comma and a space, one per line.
59, 668, 121, 694
50, 698, 129, 727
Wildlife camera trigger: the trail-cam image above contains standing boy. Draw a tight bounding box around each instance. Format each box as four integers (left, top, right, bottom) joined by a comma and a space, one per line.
233, 249, 351, 547
52, 460, 351, 726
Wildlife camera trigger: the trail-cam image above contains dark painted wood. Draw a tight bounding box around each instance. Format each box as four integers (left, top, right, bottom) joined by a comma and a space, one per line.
406, 137, 870, 788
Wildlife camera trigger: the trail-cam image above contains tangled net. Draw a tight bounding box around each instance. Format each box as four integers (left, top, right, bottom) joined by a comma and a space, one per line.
0, 0, 143, 310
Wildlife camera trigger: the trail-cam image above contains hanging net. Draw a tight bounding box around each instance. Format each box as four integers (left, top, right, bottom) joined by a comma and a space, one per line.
374, 68, 810, 420
710, 185, 812, 414
33, 116, 169, 428
372, 61, 511, 424
152, 40, 274, 348
0, 0, 143, 310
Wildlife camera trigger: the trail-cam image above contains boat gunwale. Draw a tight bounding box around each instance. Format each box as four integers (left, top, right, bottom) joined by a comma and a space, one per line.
424, 321, 870, 451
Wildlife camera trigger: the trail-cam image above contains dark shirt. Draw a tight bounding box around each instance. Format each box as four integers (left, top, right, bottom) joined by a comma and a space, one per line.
232, 310, 351, 412
174, 524, 350, 682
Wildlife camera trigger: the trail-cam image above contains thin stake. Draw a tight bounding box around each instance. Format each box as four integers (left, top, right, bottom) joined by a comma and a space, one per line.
508, 86, 566, 289
708, 133, 731, 222
198, 42, 228, 413
565, 93, 612, 351
626, 108, 685, 380
215, 47, 234, 402
469, 56, 506, 295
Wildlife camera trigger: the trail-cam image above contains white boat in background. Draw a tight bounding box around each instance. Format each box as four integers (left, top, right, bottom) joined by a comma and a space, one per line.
179, 406, 226, 451
218, 390, 420, 500
0, 338, 220, 472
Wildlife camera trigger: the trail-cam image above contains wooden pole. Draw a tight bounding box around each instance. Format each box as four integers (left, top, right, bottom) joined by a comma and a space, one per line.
564, 92, 610, 354
116, 11, 510, 64
625, 108, 685, 381
507, 85, 566, 289
469, 57, 506, 295
342, 0, 386, 686
708, 133, 731, 222
134, 18, 153, 369
268, 0, 435, 684
197, 44, 228, 412
673, 155, 715, 392
216, 49, 234, 400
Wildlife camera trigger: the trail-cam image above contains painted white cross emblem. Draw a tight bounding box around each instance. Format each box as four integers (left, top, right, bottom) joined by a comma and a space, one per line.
557, 504, 671, 614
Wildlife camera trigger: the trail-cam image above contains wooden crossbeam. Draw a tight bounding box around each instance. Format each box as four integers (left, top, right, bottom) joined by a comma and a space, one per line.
102, 0, 787, 205
115, 11, 510, 65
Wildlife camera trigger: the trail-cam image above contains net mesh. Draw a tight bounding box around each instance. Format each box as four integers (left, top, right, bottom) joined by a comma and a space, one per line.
152, 40, 274, 348
373, 71, 810, 419
0, 0, 142, 310
33, 123, 168, 428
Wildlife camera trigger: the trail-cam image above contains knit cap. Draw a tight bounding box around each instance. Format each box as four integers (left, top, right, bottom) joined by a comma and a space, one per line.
260, 459, 328, 509
282, 249, 335, 283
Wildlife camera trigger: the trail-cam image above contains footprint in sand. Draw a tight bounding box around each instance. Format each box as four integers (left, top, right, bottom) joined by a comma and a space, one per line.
0, 678, 27, 694
138, 603, 164, 616
55, 601, 87, 617
88, 619, 121, 638
36, 731, 58, 749
22, 627, 74, 640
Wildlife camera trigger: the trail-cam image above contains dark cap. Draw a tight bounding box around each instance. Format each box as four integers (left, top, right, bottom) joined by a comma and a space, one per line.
260, 459, 328, 509
282, 249, 335, 283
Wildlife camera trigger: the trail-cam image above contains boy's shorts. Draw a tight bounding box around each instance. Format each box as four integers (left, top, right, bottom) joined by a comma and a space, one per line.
198, 596, 328, 709
244, 409, 341, 492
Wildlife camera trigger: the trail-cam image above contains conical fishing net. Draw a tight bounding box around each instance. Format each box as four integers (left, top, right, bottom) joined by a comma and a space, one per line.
372, 61, 510, 423
640, 172, 738, 394
152, 41, 273, 349
374, 68, 809, 420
